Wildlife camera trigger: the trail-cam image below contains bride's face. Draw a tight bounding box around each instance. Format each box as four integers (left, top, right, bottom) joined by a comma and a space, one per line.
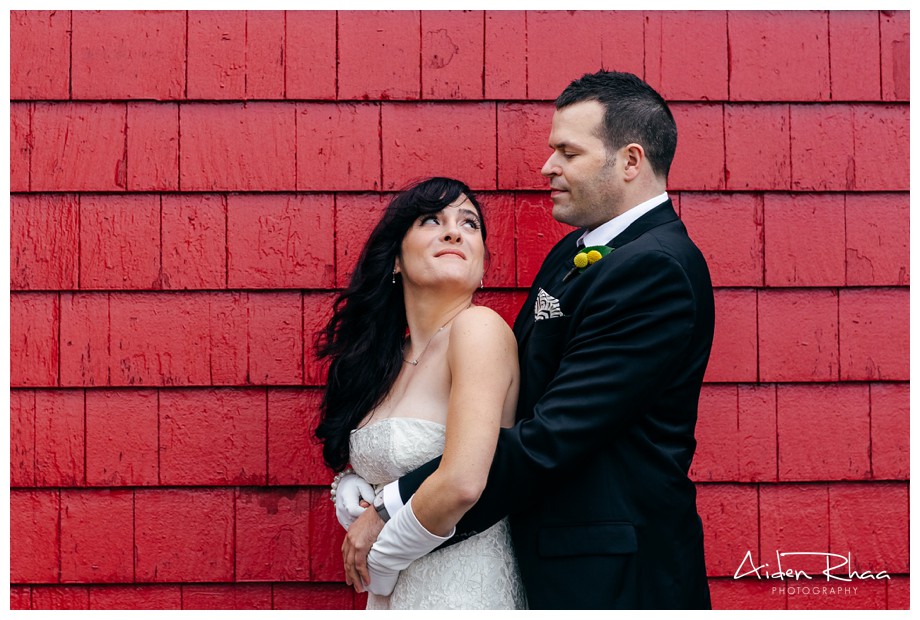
395, 194, 485, 293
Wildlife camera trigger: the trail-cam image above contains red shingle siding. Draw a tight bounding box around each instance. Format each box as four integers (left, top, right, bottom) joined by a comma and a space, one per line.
10, 10, 908, 610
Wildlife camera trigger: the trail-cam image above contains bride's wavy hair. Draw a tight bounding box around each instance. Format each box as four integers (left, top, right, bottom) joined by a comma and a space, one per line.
314, 177, 488, 471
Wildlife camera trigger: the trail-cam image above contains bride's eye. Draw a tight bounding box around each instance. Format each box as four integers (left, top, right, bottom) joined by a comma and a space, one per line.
420, 215, 439, 225
462, 218, 480, 230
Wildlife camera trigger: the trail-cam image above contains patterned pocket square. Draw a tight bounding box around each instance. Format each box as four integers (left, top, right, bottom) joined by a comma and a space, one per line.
534, 288, 564, 320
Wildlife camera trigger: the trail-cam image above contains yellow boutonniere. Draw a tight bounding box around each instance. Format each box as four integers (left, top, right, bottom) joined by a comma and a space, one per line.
563, 245, 613, 283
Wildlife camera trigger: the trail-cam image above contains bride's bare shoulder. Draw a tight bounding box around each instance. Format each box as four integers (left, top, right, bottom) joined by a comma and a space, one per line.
448, 305, 516, 356
453, 305, 513, 334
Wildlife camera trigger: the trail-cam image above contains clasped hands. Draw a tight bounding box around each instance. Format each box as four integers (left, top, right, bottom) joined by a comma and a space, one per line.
335, 474, 382, 592
336, 473, 454, 596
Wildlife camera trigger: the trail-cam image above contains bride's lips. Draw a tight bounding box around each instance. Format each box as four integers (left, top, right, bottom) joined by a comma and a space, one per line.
435, 249, 466, 259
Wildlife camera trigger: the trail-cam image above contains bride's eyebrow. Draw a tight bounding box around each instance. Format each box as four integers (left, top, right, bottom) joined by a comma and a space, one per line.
457, 208, 481, 222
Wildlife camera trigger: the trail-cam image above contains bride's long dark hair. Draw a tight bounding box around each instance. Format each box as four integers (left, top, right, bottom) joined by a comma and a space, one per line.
314, 177, 488, 471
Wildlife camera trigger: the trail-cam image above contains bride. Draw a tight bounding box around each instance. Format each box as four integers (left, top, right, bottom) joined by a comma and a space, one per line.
314, 177, 527, 609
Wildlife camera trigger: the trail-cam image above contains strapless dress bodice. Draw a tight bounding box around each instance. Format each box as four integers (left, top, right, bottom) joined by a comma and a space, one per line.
348, 416, 527, 610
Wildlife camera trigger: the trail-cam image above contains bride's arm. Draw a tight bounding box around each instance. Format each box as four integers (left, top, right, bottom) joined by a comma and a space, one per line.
354, 306, 518, 595
412, 306, 518, 536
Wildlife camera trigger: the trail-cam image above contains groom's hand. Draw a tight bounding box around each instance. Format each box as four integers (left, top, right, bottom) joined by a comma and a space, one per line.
342, 506, 384, 592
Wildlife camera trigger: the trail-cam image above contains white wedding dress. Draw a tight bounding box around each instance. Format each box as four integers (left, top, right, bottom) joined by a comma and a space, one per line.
349, 417, 528, 610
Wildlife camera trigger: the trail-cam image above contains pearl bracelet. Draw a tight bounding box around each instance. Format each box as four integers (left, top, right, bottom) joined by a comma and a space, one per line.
330, 466, 355, 503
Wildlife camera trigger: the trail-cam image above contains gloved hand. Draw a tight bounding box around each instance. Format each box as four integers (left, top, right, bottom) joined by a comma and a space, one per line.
333, 473, 375, 530
365, 496, 455, 596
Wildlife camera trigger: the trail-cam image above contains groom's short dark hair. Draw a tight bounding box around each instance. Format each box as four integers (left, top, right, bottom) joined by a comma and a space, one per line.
556, 70, 678, 179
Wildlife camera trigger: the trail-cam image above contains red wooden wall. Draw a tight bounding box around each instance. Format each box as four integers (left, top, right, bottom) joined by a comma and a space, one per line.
10, 10, 909, 610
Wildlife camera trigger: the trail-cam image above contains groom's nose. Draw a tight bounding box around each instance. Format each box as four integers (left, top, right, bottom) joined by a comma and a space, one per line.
541, 152, 561, 178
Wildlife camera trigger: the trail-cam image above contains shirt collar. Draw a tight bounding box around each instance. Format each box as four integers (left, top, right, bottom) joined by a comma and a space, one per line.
577, 192, 669, 248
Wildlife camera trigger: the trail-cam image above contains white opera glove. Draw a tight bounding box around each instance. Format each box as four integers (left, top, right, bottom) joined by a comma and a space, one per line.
365, 496, 455, 596
331, 470, 375, 530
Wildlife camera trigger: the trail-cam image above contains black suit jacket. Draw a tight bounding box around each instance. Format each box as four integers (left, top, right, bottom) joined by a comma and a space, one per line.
398, 200, 715, 609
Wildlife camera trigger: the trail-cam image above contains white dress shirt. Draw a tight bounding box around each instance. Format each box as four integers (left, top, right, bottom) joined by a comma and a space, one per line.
577, 191, 669, 248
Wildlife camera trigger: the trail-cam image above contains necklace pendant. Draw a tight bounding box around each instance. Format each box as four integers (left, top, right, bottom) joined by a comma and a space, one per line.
404, 359, 419, 366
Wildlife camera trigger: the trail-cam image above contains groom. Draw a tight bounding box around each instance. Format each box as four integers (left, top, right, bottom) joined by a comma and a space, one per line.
340, 70, 714, 609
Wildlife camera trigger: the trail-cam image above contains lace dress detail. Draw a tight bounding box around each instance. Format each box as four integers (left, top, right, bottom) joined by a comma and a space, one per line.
349, 417, 527, 610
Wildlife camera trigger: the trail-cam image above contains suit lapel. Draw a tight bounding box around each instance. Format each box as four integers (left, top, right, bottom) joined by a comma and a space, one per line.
515, 199, 680, 348
604, 199, 678, 250
513, 229, 578, 340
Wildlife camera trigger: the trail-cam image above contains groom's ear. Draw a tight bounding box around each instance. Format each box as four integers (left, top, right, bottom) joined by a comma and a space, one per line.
621, 143, 645, 182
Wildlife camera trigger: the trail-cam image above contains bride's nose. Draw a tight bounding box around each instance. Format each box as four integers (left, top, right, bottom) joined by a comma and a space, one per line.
442, 220, 462, 242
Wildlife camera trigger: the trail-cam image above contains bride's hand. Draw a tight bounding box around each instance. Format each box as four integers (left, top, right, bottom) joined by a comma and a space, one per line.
342, 507, 385, 592
366, 552, 400, 596
334, 473, 376, 530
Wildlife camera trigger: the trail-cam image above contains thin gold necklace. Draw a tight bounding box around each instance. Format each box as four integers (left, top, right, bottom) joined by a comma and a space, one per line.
403, 303, 472, 366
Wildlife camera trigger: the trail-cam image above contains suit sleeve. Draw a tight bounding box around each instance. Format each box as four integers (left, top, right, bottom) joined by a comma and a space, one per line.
401, 250, 700, 536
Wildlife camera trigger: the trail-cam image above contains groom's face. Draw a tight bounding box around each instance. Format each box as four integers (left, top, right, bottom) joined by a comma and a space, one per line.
541, 100, 624, 230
